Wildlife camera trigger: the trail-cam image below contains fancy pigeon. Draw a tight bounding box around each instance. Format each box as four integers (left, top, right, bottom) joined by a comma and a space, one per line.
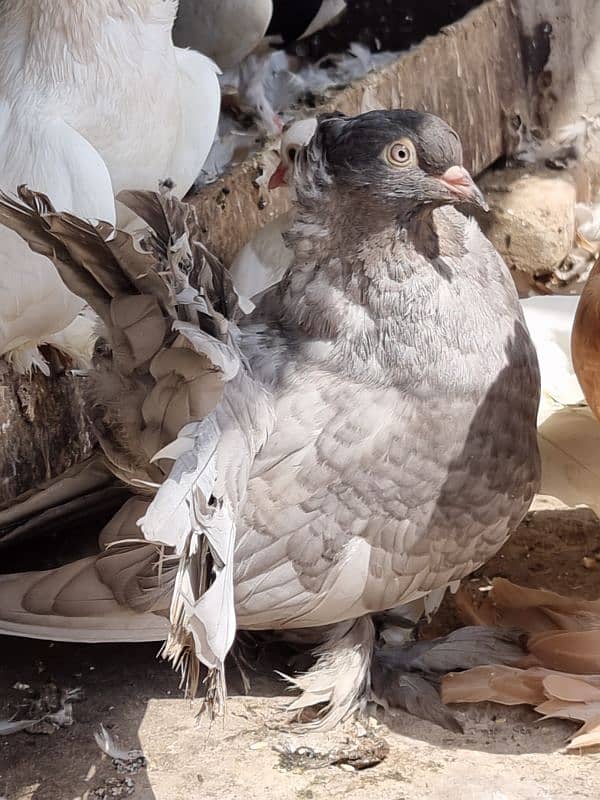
0, 110, 541, 728
0, 0, 220, 374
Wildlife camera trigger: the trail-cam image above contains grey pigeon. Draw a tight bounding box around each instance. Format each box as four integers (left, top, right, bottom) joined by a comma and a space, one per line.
0, 109, 541, 728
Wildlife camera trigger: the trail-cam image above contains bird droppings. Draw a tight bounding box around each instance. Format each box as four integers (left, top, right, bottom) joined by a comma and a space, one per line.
94, 724, 147, 775
90, 777, 135, 799
249, 740, 269, 750
274, 735, 390, 772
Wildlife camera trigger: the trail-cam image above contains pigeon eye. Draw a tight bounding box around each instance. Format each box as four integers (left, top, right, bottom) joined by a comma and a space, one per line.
386, 139, 416, 167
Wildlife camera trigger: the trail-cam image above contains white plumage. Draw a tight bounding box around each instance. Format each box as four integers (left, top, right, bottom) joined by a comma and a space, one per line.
0, 0, 220, 373
230, 118, 318, 310
173, 0, 273, 71
174, 1, 347, 133
519, 295, 584, 410
519, 293, 600, 516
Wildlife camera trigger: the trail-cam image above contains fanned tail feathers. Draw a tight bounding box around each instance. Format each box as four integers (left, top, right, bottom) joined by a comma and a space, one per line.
0, 184, 246, 713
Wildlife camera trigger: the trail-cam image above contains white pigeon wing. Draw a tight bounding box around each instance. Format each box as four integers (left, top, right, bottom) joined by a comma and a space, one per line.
0, 109, 116, 367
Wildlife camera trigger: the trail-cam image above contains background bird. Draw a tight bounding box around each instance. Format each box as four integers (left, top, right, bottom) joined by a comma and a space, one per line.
0, 0, 220, 374
572, 255, 600, 422
173, 1, 346, 133
229, 117, 318, 311
518, 292, 600, 517
0, 109, 540, 729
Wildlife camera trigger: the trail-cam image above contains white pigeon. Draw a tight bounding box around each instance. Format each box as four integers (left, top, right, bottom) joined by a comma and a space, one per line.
0, 0, 220, 374
173, 0, 274, 71
174, 1, 346, 133
518, 293, 600, 516
519, 295, 584, 412
229, 118, 318, 310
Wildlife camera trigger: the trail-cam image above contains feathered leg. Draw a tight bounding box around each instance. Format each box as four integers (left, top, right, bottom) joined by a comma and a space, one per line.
279, 616, 375, 730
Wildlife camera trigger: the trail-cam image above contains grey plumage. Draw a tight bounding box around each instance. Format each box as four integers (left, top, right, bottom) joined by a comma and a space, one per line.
0, 110, 540, 728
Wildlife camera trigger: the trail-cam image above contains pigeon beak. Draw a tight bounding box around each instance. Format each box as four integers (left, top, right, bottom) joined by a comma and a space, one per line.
268, 161, 288, 190
436, 165, 489, 212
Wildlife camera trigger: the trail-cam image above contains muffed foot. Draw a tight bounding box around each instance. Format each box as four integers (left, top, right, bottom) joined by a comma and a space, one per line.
278, 603, 527, 733
279, 616, 376, 730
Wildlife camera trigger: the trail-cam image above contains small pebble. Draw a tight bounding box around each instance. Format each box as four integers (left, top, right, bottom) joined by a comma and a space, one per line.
582, 556, 598, 570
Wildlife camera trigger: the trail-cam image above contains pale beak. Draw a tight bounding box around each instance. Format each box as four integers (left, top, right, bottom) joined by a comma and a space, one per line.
268, 161, 288, 190
437, 165, 489, 212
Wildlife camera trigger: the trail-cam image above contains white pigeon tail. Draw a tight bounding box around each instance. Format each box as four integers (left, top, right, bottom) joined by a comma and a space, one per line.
519, 295, 584, 414
518, 294, 600, 516
229, 118, 317, 311
0, 0, 220, 373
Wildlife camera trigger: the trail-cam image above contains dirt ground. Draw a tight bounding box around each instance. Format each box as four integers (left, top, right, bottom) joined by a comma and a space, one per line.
1, 505, 599, 800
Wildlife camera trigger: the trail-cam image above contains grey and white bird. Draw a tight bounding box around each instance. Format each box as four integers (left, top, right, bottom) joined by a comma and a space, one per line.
0, 110, 540, 727
0, 0, 220, 374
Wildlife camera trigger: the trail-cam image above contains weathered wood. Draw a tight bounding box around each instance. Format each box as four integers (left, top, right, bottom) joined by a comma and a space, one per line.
516, 0, 600, 189
190, 0, 529, 265
0, 359, 94, 509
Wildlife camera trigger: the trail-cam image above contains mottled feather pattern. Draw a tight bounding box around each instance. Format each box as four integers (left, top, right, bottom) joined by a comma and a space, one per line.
0, 110, 541, 727
233, 162, 539, 628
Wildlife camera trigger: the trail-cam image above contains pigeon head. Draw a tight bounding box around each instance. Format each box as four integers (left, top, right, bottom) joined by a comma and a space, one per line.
269, 118, 318, 190
297, 109, 488, 216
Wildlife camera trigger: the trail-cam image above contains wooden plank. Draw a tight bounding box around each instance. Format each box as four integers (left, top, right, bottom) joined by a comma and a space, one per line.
0, 361, 94, 509
190, 0, 529, 265
516, 0, 600, 188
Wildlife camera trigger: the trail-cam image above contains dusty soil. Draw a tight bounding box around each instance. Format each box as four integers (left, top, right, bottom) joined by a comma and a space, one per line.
1, 506, 599, 800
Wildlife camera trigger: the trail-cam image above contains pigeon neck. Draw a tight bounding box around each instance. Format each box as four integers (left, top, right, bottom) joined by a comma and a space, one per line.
281, 204, 453, 344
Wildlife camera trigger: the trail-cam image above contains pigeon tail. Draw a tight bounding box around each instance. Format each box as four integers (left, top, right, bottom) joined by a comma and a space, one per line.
0, 184, 245, 717
0, 560, 169, 643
